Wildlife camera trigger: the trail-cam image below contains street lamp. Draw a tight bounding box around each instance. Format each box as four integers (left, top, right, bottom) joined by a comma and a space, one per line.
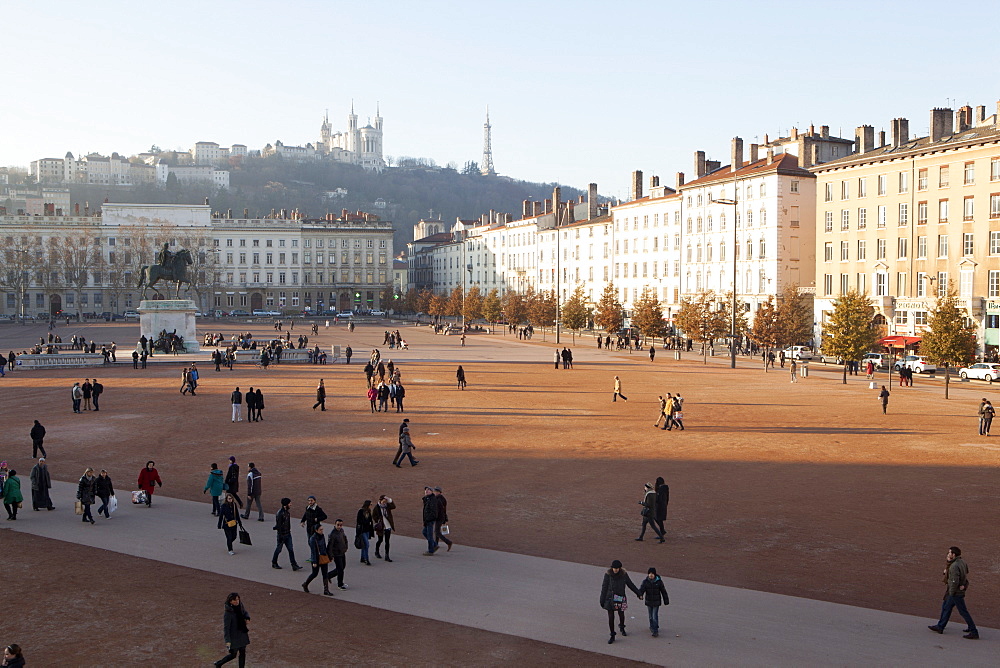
716, 198, 739, 369
13, 249, 29, 326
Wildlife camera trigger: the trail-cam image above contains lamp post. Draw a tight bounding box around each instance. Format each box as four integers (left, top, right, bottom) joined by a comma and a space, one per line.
716, 198, 739, 369
13, 249, 29, 325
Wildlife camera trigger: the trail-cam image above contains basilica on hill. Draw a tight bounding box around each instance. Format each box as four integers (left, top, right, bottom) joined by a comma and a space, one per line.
318, 104, 385, 171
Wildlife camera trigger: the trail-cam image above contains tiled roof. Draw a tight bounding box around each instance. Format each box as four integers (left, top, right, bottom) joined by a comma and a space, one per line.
411, 232, 454, 244
812, 125, 1000, 172
681, 153, 812, 188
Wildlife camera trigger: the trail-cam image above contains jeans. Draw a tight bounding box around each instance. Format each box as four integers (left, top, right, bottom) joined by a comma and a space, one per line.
232, 404, 242, 421
223, 526, 237, 551
273, 533, 299, 567
331, 555, 346, 586
396, 452, 418, 466
97, 495, 111, 518
647, 605, 660, 633
422, 521, 438, 552
211, 495, 222, 515
93, 394, 100, 410
375, 529, 392, 557
303, 562, 329, 589
72, 398, 81, 413
243, 494, 263, 520
32, 439, 46, 458
81, 502, 93, 522
359, 532, 370, 561
937, 595, 977, 632
215, 646, 245, 668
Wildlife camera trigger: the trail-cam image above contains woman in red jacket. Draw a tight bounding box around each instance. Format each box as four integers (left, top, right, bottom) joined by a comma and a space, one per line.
137, 460, 162, 507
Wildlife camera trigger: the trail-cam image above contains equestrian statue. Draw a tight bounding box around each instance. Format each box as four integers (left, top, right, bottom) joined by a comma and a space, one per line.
138, 244, 193, 299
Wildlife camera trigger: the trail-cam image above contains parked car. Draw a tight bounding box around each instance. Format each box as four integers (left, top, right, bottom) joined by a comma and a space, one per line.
782, 346, 814, 360
893, 355, 937, 374
122, 310, 140, 321
229, 309, 250, 317
819, 352, 846, 364
99, 311, 119, 321
861, 352, 890, 369
336, 311, 354, 319
369, 310, 386, 317
959, 363, 1000, 383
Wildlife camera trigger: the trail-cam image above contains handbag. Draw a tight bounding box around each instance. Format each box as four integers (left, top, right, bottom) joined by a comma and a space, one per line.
226, 519, 238, 528
238, 527, 252, 545
612, 594, 626, 611
440, 523, 450, 535
318, 554, 331, 565
75, 501, 83, 515
354, 533, 364, 549
131, 490, 146, 504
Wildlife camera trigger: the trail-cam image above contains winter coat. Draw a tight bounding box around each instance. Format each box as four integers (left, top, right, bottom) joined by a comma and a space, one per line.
356, 508, 375, 537
137, 467, 161, 495
373, 501, 396, 533
947, 557, 970, 597
274, 507, 292, 537
316, 385, 326, 401
435, 494, 449, 523
395, 384, 405, 399
217, 501, 238, 530
307, 531, 325, 562
94, 474, 115, 499
246, 467, 261, 497
204, 469, 226, 496
223, 601, 250, 650
637, 575, 670, 606
421, 493, 438, 524
2, 475, 23, 504
326, 527, 349, 557
655, 484, 669, 521
301, 504, 328, 534
399, 431, 415, 454
599, 569, 641, 610
641, 489, 656, 518
30, 422, 45, 442
77, 474, 97, 504
230, 390, 242, 405
367, 387, 378, 401
30, 463, 51, 491
225, 463, 240, 494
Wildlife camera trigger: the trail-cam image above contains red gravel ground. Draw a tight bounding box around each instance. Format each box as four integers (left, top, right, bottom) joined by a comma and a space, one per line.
1, 320, 997, 663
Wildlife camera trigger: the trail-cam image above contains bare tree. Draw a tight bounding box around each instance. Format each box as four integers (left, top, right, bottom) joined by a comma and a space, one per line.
59, 226, 102, 314
0, 234, 40, 321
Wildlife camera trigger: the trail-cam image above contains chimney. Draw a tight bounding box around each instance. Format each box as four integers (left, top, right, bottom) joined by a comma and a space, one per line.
878, 130, 886, 147
956, 105, 972, 132
630, 170, 643, 200
694, 151, 707, 178
821, 125, 830, 138
74, 202, 80, 215
588, 183, 598, 220
766, 147, 775, 163
706, 160, 721, 173
790, 127, 799, 139
675, 172, 685, 190
812, 144, 821, 166
749, 144, 759, 163
855, 125, 875, 153
649, 175, 659, 188
808, 123, 815, 136
891, 118, 909, 147
565, 201, 575, 225
730, 137, 744, 172
975, 105, 986, 125
578, 195, 585, 203
798, 137, 814, 169
930, 108, 953, 142
544, 198, 552, 213
226, 208, 232, 219
552, 186, 562, 215
532, 201, 542, 216
523, 200, 532, 218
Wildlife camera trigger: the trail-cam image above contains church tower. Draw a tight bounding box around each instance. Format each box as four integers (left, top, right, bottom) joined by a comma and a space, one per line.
348, 101, 359, 153
319, 110, 332, 153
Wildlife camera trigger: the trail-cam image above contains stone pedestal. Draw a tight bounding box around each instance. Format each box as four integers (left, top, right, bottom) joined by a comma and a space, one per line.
138, 299, 200, 352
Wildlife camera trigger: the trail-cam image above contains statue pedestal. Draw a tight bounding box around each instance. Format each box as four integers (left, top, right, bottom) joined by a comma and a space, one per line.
138, 300, 200, 352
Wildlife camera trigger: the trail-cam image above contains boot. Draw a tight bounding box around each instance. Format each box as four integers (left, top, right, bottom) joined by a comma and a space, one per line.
608, 632, 616, 644
375, 550, 382, 559
323, 588, 334, 596
619, 625, 628, 637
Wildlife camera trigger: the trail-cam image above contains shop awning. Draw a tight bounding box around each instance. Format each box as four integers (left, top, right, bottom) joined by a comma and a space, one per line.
878, 336, 922, 348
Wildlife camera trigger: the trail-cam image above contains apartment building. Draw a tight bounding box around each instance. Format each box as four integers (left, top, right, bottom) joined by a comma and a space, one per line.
812, 103, 1000, 356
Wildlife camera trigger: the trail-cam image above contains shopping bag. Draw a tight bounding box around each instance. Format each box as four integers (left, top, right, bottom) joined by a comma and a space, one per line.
74, 501, 83, 515
440, 523, 450, 535
131, 490, 147, 504
238, 527, 252, 545
109, 495, 118, 514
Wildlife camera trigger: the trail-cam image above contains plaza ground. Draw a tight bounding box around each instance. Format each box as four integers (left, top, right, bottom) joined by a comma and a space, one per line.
0, 319, 997, 664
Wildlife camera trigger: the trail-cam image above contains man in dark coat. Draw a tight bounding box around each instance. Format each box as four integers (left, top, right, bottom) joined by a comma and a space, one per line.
421, 486, 439, 555
326, 518, 350, 590
272, 497, 302, 570
300, 495, 328, 539
29, 458, 54, 511
91, 379, 104, 411
30, 420, 46, 458
654, 476, 669, 537
433, 486, 453, 551
225, 456, 242, 507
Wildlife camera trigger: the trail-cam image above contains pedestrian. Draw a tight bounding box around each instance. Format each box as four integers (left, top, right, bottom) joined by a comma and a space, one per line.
636, 482, 664, 542
29, 458, 54, 511
670, 395, 685, 430
866, 360, 875, 379
245, 387, 257, 422
394, 427, 419, 467
71, 381, 83, 413
91, 378, 103, 410
978, 398, 994, 436
313, 379, 327, 411
137, 460, 161, 507
345, 345, 352, 364
189, 364, 199, 394
140, 349, 148, 368
554, 348, 560, 369
3, 468, 23, 520
394, 382, 406, 412
204, 463, 226, 516
373, 494, 395, 562
230, 387, 243, 422
301, 523, 332, 595
654, 476, 669, 537
218, 493, 242, 555
272, 497, 303, 570
213, 592, 251, 667
421, 486, 438, 555
377, 381, 390, 412
30, 420, 46, 458
649, 345, 655, 362
653, 395, 668, 429
76, 467, 97, 524
456, 365, 466, 390
326, 518, 349, 589
82, 379, 93, 411
599, 560, 641, 644
613, 376, 628, 402
242, 463, 263, 521
180, 367, 191, 395
95, 469, 115, 519
434, 486, 453, 552
637, 567, 670, 637
367, 384, 378, 412
927, 546, 979, 639
300, 495, 328, 539
132, 349, 139, 369
1, 644, 25, 667
789, 359, 797, 382
879, 385, 890, 414
356, 500, 374, 565
225, 456, 241, 508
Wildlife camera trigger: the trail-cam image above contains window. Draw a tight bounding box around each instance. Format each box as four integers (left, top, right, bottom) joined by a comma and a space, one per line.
939, 200, 949, 223
824, 211, 834, 232
720, 213, 727, 230
939, 165, 950, 187
697, 217, 703, 232
746, 211, 753, 227
938, 235, 949, 257
841, 240, 849, 261
918, 168, 928, 190
759, 239, 766, 260
898, 238, 908, 259
857, 273, 867, 294
226, 239, 233, 247
841, 210, 850, 231
917, 272, 927, 297
266, 240, 273, 247
963, 232, 974, 256
898, 203, 908, 226
760, 183, 766, 197
841, 273, 850, 294
964, 161, 975, 185
876, 272, 888, 296
917, 236, 927, 258
914, 310, 928, 326
989, 270, 1000, 298
824, 183, 834, 202
878, 206, 886, 228
824, 274, 833, 295
992, 194, 1000, 219
707, 216, 713, 231
858, 178, 867, 198
841, 181, 850, 200
877, 239, 886, 259
878, 174, 887, 195
858, 240, 867, 260
937, 271, 949, 297
686, 218, 692, 233
858, 208, 867, 229
279, 239, 286, 247
790, 180, 799, 193
960, 270, 973, 298
899, 171, 909, 193
964, 196, 974, 221
917, 201, 928, 225
991, 231, 1000, 254
266, 252, 273, 264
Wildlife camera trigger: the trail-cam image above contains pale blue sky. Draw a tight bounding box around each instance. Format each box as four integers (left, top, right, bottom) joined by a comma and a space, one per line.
3, 0, 999, 200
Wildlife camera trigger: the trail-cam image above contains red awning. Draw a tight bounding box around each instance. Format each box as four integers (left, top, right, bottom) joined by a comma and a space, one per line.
878, 336, 922, 348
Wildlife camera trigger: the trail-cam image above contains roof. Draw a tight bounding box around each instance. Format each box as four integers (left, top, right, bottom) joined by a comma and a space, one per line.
411, 232, 454, 244
681, 153, 813, 188
813, 124, 1000, 172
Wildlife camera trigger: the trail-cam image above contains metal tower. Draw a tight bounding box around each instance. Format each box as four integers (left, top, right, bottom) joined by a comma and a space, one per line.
481, 107, 496, 176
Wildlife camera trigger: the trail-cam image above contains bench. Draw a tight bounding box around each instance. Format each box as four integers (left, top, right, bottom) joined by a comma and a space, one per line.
15, 354, 105, 370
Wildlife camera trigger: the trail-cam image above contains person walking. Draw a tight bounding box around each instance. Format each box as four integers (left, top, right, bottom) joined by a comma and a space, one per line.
188, 363, 199, 395
394, 427, 419, 467
242, 463, 263, 521
345, 345, 352, 364
2, 644, 25, 667
301, 523, 332, 595
649, 345, 655, 362
394, 382, 406, 412
789, 359, 798, 383
373, 494, 395, 562
224, 456, 241, 508
654, 476, 669, 537
326, 519, 350, 589
637, 567, 670, 637
865, 360, 875, 379
433, 486, 453, 551
653, 396, 668, 429
377, 381, 390, 412
71, 381, 83, 413
313, 379, 327, 411
978, 398, 994, 436
421, 486, 439, 555
879, 385, 890, 414
599, 560, 642, 644
636, 482, 664, 542
669, 395, 685, 430
230, 387, 243, 422
300, 495, 328, 540
613, 376, 628, 402
356, 500, 374, 565
180, 367, 191, 395
3, 468, 23, 520
254, 388, 265, 421
95, 469, 115, 519
456, 365, 466, 390
213, 592, 251, 667
204, 464, 226, 516
928, 546, 979, 639
91, 378, 104, 410
29, 458, 54, 511
272, 497, 302, 571
76, 467, 97, 524
137, 460, 161, 507
218, 493, 241, 555
30, 420, 46, 458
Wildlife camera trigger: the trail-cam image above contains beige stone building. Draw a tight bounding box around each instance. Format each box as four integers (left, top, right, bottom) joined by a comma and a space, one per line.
812, 103, 1000, 357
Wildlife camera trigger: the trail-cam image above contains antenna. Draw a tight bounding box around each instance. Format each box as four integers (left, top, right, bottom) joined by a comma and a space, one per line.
481, 107, 496, 176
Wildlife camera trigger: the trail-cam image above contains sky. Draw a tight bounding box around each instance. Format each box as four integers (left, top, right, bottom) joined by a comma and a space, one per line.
4, 0, 1000, 201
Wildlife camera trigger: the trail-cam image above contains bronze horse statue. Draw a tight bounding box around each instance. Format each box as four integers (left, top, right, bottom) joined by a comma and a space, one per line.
138, 248, 193, 299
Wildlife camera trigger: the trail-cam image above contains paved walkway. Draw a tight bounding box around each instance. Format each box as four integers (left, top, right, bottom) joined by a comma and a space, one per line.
2, 482, 992, 666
